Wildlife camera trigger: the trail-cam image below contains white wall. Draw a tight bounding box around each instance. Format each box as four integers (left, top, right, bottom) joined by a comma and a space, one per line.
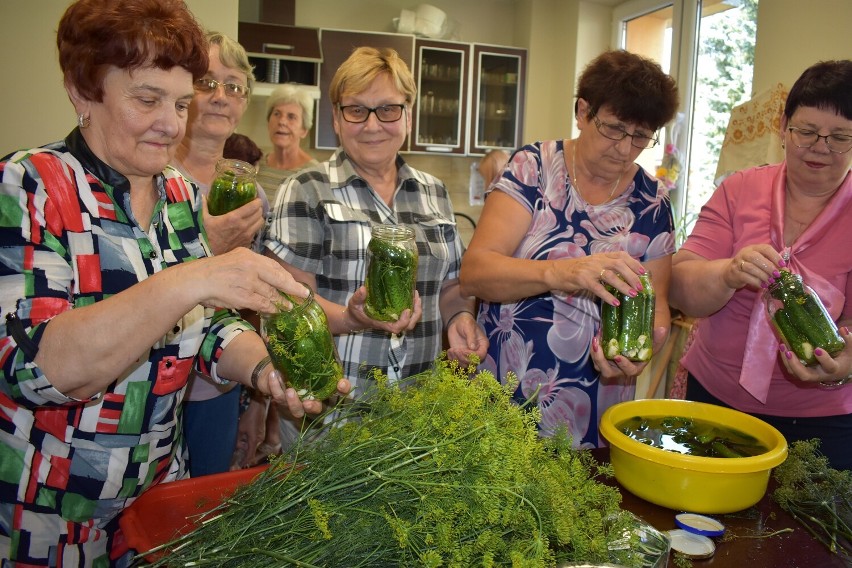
293, 0, 520, 46
0, 0, 236, 155
516, 0, 580, 143
0, 0, 849, 158
752, 0, 852, 95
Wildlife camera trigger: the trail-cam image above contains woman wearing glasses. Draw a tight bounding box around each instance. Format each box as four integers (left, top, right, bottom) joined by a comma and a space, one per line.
265, 47, 488, 432
670, 59, 852, 470
0, 1, 348, 563
459, 50, 678, 448
171, 32, 273, 477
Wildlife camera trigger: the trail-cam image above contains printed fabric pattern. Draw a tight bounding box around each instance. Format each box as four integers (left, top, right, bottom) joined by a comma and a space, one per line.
478, 140, 675, 448
0, 129, 250, 566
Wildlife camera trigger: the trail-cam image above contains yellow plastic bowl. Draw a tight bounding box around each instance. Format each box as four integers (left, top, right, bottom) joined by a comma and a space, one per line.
600, 399, 788, 514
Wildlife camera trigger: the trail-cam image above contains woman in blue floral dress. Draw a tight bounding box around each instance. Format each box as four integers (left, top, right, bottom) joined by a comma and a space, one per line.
460, 50, 679, 448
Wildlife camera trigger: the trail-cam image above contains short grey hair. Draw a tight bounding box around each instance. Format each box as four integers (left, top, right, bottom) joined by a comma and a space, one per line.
206, 31, 255, 92
265, 83, 315, 131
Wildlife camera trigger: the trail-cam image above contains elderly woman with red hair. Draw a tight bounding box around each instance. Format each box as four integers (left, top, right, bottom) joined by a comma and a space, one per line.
0, 1, 348, 564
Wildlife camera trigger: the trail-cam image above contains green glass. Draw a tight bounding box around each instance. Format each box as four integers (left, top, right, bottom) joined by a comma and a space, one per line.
364, 225, 419, 322
765, 270, 844, 365
600, 273, 655, 362
261, 283, 342, 401
208, 158, 257, 216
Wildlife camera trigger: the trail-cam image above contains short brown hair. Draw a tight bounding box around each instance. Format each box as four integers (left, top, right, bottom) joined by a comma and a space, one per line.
575, 50, 679, 131
784, 59, 852, 121
223, 133, 263, 165
329, 47, 416, 106
57, 0, 208, 102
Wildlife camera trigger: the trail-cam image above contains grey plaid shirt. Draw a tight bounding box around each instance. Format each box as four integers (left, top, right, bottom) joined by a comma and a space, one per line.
264, 148, 462, 393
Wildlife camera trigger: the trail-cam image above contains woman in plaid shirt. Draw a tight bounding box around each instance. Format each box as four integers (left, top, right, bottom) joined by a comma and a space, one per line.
265, 47, 488, 442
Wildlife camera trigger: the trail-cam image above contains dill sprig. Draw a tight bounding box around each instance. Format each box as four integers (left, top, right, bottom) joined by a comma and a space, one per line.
140, 357, 643, 567
771, 439, 852, 561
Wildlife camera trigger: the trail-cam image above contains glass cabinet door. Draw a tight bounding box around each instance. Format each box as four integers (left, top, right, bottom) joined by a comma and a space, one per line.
471, 45, 526, 154
411, 41, 469, 154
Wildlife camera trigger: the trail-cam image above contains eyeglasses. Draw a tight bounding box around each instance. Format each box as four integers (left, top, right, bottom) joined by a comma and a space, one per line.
787, 126, 852, 154
338, 104, 406, 124
592, 116, 658, 149
193, 78, 249, 99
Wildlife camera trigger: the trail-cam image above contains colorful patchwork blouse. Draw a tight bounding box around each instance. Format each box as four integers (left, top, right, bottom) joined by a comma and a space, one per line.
0, 129, 251, 566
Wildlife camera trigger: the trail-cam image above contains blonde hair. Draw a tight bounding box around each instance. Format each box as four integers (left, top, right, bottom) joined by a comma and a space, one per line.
206, 31, 255, 92
329, 47, 416, 106
265, 83, 315, 130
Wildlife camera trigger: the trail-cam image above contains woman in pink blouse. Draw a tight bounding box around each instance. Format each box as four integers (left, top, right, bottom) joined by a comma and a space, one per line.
670, 59, 852, 470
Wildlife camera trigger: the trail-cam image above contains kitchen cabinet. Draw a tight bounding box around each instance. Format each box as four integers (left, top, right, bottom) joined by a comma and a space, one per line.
470, 44, 526, 154
410, 40, 470, 155
412, 41, 526, 155
311, 29, 524, 155
315, 29, 415, 150
237, 22, 322, 97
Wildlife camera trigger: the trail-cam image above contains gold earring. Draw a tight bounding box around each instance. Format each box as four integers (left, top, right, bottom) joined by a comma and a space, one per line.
77, 113, 90, 129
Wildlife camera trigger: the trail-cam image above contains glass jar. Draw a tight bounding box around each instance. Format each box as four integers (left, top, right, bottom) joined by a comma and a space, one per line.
600, 272, 655, 361
208, 158, 257, 216
364, 225, 419, 322
261, 283, 343, 400
764, 270, 844, 366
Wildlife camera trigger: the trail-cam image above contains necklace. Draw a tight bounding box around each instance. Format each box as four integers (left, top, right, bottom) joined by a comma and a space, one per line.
572, 141, 623, 204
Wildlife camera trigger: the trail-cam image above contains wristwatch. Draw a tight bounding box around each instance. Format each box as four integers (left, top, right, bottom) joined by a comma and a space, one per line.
251, 355, 272, 390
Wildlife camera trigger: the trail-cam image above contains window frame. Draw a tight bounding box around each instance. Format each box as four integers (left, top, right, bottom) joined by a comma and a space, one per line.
611, 0, 702, 223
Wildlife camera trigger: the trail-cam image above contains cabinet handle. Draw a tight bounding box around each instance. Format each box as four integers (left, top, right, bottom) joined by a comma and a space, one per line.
263, 43, 295, 53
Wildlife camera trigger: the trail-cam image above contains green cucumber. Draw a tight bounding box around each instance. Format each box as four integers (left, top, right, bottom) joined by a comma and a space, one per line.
601, 284, 621, 358
618, 293, 644, 360
600, 274, 655, 362
636, 275, 655, 361
800, 294, 845, 353
773, 308, 815, 364
208, 173, 256, 216
364, 235, 418, 321
772, 270, 844, 357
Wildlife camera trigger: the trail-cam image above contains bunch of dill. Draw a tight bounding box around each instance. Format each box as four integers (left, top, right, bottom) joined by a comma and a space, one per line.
772, 439, 852, 561
142, 358, 636, 567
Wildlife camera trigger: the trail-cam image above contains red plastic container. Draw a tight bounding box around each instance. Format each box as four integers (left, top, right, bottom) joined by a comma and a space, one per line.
119, 465, 269, 560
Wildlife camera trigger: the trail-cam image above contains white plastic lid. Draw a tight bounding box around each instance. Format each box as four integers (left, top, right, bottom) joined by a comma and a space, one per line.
667, 529, 716, 559
674, 513, 726, 537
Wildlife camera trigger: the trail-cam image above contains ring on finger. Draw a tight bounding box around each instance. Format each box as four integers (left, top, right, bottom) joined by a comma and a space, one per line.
740, 260, 746, 271
599, 269, 607, 281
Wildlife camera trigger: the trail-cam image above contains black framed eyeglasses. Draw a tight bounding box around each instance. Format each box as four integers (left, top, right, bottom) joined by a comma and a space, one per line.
193, 78, 249, 99
338, 104, 406, 124
592, 115, 658, 149
787, 126, 852, 154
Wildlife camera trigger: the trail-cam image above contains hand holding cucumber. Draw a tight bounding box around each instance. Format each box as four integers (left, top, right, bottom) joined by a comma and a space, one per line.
591, 325, 669, 380
565, 251, 647, 305
778, 325, 852, 386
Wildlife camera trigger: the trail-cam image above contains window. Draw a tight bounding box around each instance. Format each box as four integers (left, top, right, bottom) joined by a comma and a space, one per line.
614, 0, 758, 240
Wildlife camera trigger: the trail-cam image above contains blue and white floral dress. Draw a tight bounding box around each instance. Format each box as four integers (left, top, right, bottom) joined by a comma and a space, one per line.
477, 140, 675, 448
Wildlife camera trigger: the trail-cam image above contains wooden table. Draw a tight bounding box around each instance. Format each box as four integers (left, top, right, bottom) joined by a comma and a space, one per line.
590, 448, 848, 567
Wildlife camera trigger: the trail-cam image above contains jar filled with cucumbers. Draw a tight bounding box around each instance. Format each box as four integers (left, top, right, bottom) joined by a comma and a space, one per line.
600, 272, 655, 362
208, 158, 257, 216
261, 283, 343, 400
764, 269, 844, 365
364, 225, 419, 322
